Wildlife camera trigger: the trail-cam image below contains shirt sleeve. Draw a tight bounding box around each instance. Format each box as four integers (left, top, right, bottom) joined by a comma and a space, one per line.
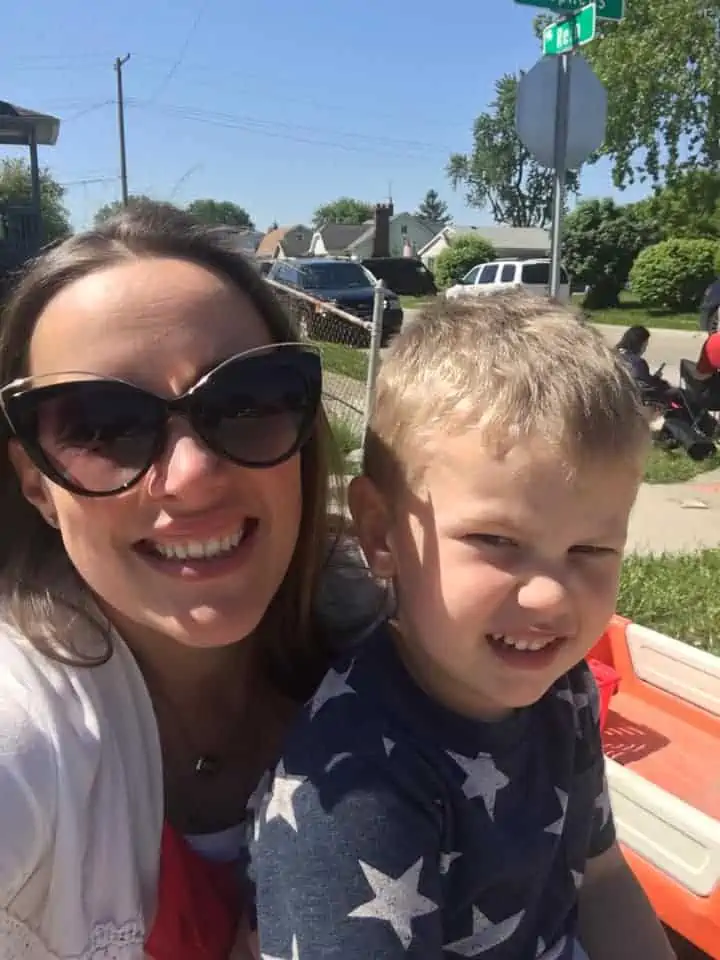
0, 692, 56, 905
581, 669, 616, 859
252, 752, 444, 960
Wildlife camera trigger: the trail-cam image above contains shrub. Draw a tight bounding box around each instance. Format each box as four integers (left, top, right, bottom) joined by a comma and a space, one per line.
629, 238, 718, 312
433, 234, 495, 289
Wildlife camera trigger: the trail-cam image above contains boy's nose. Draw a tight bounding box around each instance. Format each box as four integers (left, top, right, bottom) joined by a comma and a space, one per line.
516, 572, 570, 618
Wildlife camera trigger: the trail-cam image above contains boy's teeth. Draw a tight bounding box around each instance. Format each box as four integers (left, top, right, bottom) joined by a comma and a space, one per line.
153, 530, 244, 560
489, 634, 556, 652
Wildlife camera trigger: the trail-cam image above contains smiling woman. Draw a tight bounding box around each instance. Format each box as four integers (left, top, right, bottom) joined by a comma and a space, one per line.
0, 204, 386, 958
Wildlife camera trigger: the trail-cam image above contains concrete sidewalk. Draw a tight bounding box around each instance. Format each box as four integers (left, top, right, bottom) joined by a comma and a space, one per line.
627, 468, 720, 555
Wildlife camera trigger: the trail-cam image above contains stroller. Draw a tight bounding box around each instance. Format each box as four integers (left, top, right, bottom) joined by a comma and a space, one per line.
653, 359, 720, 460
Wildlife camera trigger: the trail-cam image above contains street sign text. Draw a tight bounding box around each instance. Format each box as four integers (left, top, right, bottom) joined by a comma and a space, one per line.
516, 0, 624, 21
543, 3, 597, 55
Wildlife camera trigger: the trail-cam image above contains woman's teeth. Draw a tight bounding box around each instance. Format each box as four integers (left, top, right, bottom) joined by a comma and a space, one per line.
152, 530, 245, 561
487, 633, 558, 652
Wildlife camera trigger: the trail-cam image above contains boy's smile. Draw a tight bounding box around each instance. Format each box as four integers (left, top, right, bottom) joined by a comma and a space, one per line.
353, 430, 642, 722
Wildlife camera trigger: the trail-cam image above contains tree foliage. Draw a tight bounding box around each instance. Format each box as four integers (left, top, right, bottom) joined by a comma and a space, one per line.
93, 195, 158, 225
630, 238, 719, 312
416, 189, 451, 225
433, 235, 495, 289
536, 0, 720, 187
0, 158, 71, 243
562, 198, 661, 308
447, 74, 579, 228
312, 197, 374, 228
632, 170, 720, 240
185, 198, 254, 230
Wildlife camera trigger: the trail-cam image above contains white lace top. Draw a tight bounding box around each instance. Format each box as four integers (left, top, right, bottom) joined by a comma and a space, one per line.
0, 620, 164, 959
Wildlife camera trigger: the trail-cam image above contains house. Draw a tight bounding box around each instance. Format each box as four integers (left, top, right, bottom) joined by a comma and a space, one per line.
345, 211, 443, 260
307, 223, 369, 257
418, 225, 551, 271
207, 227, 265, 255
255, 224, 313, 260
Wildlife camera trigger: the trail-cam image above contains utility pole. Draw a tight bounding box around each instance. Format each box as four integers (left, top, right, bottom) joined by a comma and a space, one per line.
114, 54, 131, 206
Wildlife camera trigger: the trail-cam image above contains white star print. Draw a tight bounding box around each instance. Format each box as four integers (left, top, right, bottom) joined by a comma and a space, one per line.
247, 769, 272, 842
324, 751, 352, 773
444, 906, 524, 955
382, 736, 395, 757
556, 687, 590, 712
583, 672, 601, 724
348, 857, 437, 948
439, 851, 462, 874
264, 762, 305, 832
595, 783, 612, 829
261, 935, 299, 960
544, 787, 569, 835
309, 664, 355, 719
447, 750, 509, 820
536, 934, 568, 959
571, 869, 584, 889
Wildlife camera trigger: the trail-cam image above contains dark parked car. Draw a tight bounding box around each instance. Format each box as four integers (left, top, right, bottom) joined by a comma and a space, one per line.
361, 256, 437, 298
267, 258, 403, 347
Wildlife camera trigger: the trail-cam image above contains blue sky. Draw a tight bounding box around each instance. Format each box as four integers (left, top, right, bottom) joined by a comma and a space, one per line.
6, 0, 649, 231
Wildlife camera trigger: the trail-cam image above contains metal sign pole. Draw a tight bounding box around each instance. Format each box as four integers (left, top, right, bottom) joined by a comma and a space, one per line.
549, 51, 571, 299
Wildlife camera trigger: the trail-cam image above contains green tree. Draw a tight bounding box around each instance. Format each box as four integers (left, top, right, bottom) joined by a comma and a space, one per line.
447, 74, 579, 229
0, 158, 71, 243
561, 198, 661, 309
416, 189, 451, 226
93, 195, 157, 225
312, 197, 374, 228
630, 238, 718, 312
433, 234, 496, 289
632, 170, 720, 240
185, 198, 254, 230
535, 0, 720, 187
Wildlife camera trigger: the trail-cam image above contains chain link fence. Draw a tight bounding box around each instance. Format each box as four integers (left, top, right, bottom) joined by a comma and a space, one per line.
267, 278, 386, 471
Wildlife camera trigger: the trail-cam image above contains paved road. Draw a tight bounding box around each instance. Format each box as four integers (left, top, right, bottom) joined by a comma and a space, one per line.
403, 309, 704, 387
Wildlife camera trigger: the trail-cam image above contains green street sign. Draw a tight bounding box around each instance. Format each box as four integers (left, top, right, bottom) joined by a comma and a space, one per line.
516, 0, 625, 21
543, 3, 597, 55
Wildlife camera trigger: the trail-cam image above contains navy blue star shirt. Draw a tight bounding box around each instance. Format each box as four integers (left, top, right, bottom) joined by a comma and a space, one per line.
251, 625, 614, 959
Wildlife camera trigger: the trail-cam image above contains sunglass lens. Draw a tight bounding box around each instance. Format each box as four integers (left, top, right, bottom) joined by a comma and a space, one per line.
196, 349, 321, 467
15, 381, 161, 493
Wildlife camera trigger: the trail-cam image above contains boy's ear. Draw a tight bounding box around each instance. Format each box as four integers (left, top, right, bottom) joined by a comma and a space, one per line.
347, 476, 396, 579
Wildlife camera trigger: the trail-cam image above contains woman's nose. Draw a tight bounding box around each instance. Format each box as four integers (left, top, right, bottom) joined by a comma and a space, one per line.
147, 420, 225, 499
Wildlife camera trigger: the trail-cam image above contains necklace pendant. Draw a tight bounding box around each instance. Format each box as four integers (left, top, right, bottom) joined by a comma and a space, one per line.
195, 755, 220, 776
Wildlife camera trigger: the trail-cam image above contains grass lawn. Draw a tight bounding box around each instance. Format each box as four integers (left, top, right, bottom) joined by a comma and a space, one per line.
643, 445, 720, 484
618, 549, 720, 655
311, 340, 367, 382
399, 295, 436, 310
575, 292, 697, 331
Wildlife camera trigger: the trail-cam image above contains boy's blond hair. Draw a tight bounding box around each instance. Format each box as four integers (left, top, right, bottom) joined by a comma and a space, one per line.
363, 291, 649, 492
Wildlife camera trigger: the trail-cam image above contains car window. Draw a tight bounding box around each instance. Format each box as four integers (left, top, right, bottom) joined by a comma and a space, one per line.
500, 264, 516, 283
299, 262, 371, 290
478, 264, 498, 284
462, 266, 481, 284
521, 262, 550, 285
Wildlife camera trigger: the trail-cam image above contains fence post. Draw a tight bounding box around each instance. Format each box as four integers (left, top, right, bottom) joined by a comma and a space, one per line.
362, 280, 385, 448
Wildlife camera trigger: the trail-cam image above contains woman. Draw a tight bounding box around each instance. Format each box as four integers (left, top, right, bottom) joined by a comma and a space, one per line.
0, 205, 384, 958
615, 325, 673, 404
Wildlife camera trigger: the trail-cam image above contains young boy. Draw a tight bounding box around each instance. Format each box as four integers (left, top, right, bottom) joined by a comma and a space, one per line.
251, 293, 675, 960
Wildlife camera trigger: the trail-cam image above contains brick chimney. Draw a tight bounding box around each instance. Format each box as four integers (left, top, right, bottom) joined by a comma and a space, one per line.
371, 202, 393, 258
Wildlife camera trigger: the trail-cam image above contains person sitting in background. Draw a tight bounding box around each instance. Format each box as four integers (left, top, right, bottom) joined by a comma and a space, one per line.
699, 277, 720, 334
615, 325, 673, 404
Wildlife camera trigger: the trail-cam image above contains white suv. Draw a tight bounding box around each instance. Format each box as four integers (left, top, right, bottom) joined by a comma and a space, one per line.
445, 258, 570, 303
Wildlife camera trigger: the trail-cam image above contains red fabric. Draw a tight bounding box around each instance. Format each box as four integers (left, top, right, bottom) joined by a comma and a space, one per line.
145, 823, 240, 960
697, 333, 720, 376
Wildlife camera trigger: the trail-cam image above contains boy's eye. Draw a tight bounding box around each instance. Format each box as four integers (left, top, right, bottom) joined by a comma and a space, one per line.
470, 534, 519, 548
569, 544, 618, 557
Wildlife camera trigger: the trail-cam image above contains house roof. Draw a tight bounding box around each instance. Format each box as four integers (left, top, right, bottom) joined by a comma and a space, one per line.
256, 224, 311, 258
419, 225, 550, 257
344, 214, 443, 254
0, 100, 60, 146
316, 223, 368, 253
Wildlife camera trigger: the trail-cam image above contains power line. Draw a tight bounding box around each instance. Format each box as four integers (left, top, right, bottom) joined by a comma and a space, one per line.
146, 1, 209, 104
128, 100, 455, 157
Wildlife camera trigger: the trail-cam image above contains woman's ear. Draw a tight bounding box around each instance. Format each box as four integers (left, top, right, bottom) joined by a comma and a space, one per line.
347, 476, 395, 580
8, 440, 58, 528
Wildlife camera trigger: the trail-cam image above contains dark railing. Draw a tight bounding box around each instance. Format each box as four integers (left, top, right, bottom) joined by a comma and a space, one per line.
0, 204, 42, 272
